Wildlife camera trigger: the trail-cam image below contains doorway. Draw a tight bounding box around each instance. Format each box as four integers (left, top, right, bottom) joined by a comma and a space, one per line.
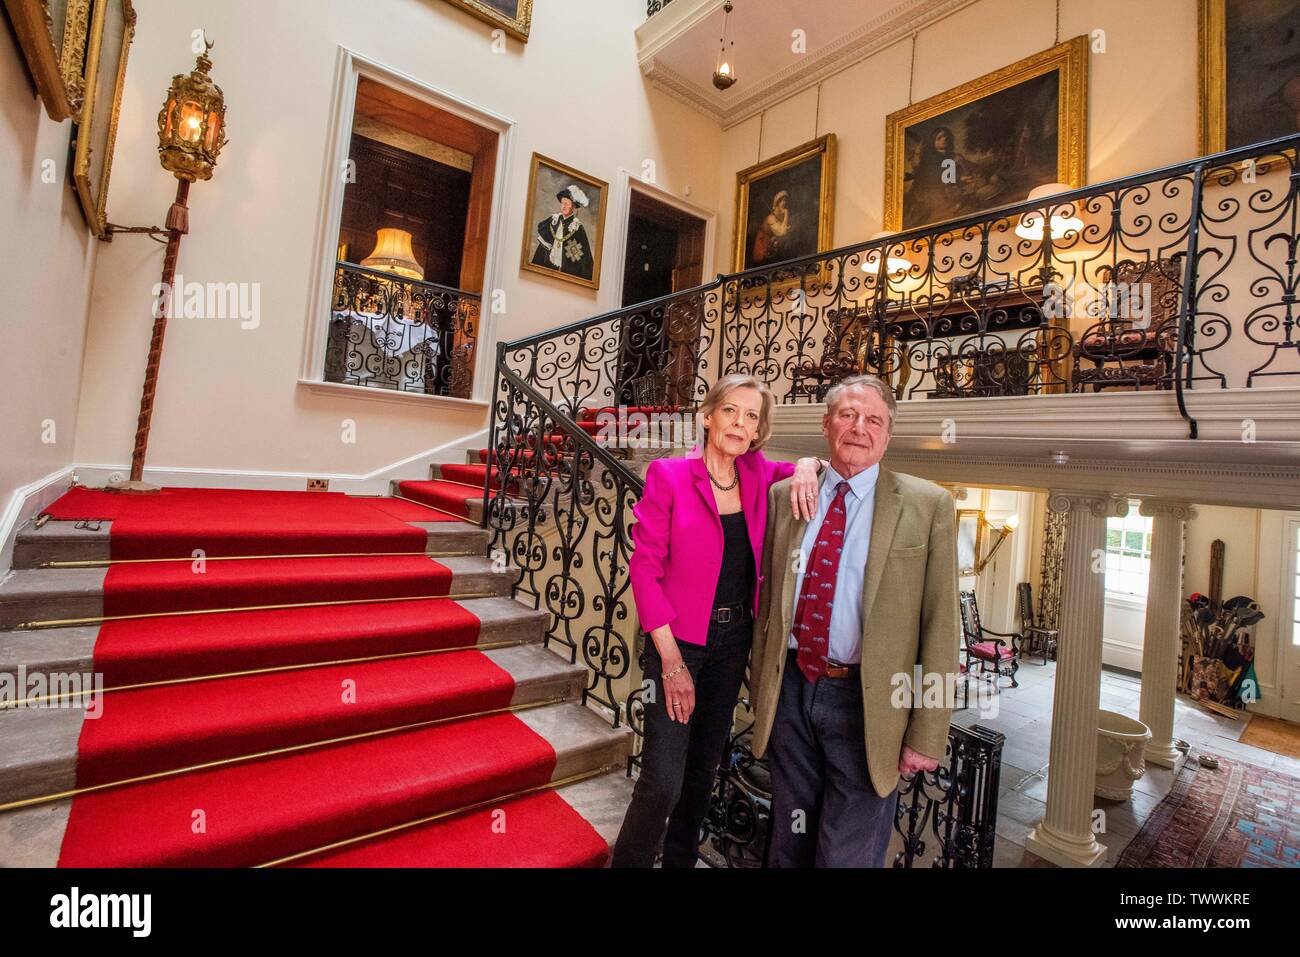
620, 189, 707, 307
617, 189, 708, 405
326, 76, 499, 399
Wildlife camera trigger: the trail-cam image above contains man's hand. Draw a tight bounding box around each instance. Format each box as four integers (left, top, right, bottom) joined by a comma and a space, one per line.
899, 744, 939, 777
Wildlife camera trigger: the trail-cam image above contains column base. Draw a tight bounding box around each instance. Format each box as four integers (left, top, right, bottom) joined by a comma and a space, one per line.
1143, 739, 1185, 769
1024, 820, 1108, 868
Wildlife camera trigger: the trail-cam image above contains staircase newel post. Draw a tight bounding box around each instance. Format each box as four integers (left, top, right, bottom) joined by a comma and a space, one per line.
483, 342, 506, 534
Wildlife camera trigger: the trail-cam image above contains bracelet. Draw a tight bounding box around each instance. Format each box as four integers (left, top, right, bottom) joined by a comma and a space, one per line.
662, 662, 687, 681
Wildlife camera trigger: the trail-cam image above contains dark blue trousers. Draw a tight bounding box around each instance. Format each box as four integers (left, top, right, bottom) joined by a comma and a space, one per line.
767, 649, 898, 867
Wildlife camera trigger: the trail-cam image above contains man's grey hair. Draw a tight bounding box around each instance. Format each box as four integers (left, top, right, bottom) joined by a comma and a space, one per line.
824, 374, 897, 427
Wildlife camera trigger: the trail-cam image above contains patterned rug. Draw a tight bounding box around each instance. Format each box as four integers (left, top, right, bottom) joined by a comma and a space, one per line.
1116, 751, 1300, 867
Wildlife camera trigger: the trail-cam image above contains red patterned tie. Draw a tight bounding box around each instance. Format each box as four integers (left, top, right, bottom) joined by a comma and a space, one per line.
792, 481, 851, 683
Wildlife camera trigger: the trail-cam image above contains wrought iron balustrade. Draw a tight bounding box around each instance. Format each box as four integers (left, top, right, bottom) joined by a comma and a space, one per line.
325, 261, 479, 398
698, 720, 1005, 868
500, 133, 1299, 436
646, 0, 675, 17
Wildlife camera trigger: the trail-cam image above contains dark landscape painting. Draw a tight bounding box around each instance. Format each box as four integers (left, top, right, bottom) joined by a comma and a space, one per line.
901, 70, 1060, 230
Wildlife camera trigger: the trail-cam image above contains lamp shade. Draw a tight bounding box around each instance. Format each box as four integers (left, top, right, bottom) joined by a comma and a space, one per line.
157, 47, 227, 182
1015, 182, 1083, 241
862, 229, 912, 276
362, 228, 425, 281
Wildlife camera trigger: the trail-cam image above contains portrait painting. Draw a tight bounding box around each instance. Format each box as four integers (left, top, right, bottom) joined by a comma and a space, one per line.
733, 134, 836, 272
1199, 0, 1300, 152
884, 37, 1088, 231
443, 0, 532, 42
520, 153, 608, 290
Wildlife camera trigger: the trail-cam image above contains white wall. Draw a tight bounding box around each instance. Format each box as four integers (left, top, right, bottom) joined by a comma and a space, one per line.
70, 0, 724, 480
0, 19, 99, 520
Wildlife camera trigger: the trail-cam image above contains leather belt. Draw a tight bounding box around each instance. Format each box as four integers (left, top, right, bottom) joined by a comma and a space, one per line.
787, 647, 860, 679
711, 602, 749, 624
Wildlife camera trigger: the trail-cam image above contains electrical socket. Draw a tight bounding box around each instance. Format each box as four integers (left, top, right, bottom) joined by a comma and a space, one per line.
306, 479, 330, 492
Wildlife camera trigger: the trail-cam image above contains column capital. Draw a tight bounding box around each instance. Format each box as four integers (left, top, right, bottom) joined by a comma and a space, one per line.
1046, 490, 1128, 518
1139, 499, 1197, 521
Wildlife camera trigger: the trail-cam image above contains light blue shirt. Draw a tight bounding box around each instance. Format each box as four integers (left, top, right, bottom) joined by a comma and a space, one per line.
787, 462, 880, 665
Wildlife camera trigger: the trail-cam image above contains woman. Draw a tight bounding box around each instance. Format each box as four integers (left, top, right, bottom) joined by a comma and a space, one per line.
611, 374, 823, 867
751, 190, 791, 265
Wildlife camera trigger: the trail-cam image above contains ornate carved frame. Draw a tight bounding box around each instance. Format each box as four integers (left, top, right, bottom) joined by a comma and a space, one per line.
443, 0, 532, 43
3, 0, 92, 120
72, 0, 136, 239
883, 36, 1089, 231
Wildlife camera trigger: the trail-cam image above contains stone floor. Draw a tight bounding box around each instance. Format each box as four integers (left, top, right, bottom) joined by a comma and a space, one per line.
951, 659, 1300, 867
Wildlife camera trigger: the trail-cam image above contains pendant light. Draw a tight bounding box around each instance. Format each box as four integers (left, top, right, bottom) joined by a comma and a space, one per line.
713, 1, 737, 91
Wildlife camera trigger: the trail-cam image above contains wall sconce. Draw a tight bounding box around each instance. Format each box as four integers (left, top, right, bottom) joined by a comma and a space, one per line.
1014, 182, 1083, 241
861, 229, 912, 279
975, 513, 1020, 574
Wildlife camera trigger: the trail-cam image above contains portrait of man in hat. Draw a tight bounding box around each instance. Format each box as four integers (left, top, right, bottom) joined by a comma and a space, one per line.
521, 154, 608, 290
531, 184, 595, 281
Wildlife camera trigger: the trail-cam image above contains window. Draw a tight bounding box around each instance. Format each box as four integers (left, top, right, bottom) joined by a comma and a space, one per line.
1105, 501, 1152, 599
1291, 525, 1300, 648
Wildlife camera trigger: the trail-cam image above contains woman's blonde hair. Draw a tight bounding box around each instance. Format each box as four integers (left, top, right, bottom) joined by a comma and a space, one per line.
698, 374, 775, 451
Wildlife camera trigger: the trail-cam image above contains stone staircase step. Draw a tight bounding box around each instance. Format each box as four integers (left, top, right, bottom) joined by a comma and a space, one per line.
0, 555, 514, 631
12, 520, 112, 569
0, 700, 632, 867
0, 595, 548, 683
0, 642, 587, 810
11, 516, 484, 570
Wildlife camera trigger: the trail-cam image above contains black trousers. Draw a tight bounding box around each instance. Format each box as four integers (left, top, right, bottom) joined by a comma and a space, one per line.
610, 611, 752, 868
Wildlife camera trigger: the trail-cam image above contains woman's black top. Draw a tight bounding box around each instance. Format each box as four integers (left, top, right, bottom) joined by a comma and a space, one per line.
712, 510, 755, 609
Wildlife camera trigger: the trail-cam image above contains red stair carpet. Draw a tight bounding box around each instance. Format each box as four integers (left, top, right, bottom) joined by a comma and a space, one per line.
24, 485, 615, 868
92, 598, 482, 686
57, 713, 558, 867
397, 479, 494, 518
100, 554, 455, 617
294, 790, 609, 868
43, 486, 452, 559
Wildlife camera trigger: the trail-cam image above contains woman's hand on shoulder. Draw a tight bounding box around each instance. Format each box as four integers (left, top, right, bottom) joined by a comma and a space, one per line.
789, 457, 822, 521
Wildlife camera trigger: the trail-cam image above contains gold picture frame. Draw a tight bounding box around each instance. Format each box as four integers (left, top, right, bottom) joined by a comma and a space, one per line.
72, 0, 135, 240
443, 0, 532, 43
519, 152, 609, 291
884, 36, 1088, 231
1198, 0, 1299, 155
3, 0, 93, 120
732, 134, 836, 275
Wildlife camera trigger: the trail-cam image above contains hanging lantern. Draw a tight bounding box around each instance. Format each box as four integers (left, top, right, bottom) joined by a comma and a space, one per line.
157, 43, 228, 182
712, 1, 738, 91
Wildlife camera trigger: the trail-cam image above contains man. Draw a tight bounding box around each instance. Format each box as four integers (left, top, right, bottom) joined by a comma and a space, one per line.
750, 374, 960, 867
531, 184, 595, 281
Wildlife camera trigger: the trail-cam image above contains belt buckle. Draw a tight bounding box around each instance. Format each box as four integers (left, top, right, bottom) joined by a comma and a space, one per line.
715, 607, 733, 623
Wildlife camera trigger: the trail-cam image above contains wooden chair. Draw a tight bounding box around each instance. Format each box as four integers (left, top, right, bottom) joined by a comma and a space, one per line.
1071, 256, 1184, 392
1016, 582, 1058, 664
959, 590, 1020, 689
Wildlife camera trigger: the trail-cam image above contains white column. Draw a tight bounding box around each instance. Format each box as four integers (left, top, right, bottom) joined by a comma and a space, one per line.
1139, 500, 1194, 769
1025, 491, 1127, 868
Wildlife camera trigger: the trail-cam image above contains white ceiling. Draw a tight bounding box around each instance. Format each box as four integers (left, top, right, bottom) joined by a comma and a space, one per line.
638, 0, 974, 127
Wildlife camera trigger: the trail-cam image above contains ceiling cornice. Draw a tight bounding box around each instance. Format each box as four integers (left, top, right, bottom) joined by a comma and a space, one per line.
639, 0, 979, 130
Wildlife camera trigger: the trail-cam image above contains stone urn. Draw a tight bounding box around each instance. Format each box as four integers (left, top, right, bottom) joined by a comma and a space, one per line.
1095, 710, 1151, 800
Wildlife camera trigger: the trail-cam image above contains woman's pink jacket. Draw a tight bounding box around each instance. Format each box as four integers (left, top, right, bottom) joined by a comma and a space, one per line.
628, 447, 795, 646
